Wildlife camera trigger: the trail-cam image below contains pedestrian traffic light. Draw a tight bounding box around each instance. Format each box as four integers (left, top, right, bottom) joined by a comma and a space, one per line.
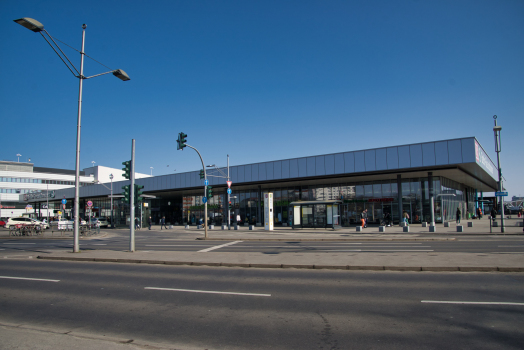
177, 132, 187, 150
122, 160, 131, 179
134, 184, 144, 203
199, 169, 205, 179
228, 202, 232, 210
206, 186, 213, 198
122, 185, 130, 204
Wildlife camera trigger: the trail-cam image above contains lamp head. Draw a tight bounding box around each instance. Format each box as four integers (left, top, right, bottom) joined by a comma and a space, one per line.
113, 69, 130, 81
14, 18, 44, 32
493, 126, 502, 132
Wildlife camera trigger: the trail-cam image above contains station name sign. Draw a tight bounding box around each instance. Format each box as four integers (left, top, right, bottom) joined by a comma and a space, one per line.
23, 190, 55, 202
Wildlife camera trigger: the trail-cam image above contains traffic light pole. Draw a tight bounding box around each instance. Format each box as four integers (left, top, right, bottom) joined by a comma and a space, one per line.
186, 144, 208, 239
227, 154, 230, 230
130, 139, 136, 251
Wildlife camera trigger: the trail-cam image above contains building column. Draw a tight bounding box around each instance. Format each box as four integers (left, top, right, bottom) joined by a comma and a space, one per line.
397, 175, 402, 225
428, 172, 435, 226
257, 185, 262, 226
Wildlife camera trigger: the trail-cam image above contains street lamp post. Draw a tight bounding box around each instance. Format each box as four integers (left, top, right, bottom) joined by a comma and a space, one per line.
150, 167, 154, 176
16, 154, 21, 162
110, 174, 114, 228
493, 115, 505, 233
15, 17, 130, 252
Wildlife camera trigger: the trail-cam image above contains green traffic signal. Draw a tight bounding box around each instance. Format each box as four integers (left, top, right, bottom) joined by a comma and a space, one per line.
134, 184, 144, 203
177, 132, 187, 150
122, 185, 130, 204
199, 169, 205, 179
122, 160, 131, 179
206, 186, 213, 198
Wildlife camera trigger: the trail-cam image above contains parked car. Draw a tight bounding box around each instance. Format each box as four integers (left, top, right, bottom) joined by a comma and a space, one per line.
90, 217, 109, 228
5, 217, 49, 229
0, 219, 6, 227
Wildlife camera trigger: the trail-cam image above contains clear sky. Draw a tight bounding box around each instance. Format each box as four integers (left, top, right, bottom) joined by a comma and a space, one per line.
1, 0, 523, 198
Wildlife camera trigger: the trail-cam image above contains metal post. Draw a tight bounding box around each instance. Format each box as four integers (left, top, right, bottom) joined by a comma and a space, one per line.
130, 139, 136, 251
73, 24, 86, 253
46, 185, 49, 224
110, 176, 114, 228
186, 145, 208, 239
494, 116, 504, 233
227, 154, 230, 230
397, 175, 402, 226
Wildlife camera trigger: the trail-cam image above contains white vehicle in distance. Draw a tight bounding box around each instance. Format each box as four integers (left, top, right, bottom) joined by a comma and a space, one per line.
90, 217, 109, 228
50, 218, 87, 230
5, 217, 49, 229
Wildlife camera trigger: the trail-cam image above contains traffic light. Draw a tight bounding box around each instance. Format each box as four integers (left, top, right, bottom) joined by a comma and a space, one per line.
122, 185, 130, 204
134, 184, 144, 203
177, 132, 187, 150
228, 202, 232, 210
122, 160, 131, 179
206, 186, 213, 198
199, 169, 205, 179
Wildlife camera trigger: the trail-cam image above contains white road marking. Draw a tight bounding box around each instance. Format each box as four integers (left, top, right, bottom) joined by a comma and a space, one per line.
0, 276, 60, 282
224, 245, 432, 248
145, 287, 270, 297
422, 300, 524, 306
91, 244, 107, 245
498, 245, 524, 247
198, 241, 242, 252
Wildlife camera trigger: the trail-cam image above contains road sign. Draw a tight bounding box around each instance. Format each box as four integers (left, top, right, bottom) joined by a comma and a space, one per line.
227, 181, 232, 188
202, 196, 208, 204
61, 199, 67, 205
204, 179, 209, 186
495, 191, 508, 197
87, 201, 93, 207
227, 188, 232, 194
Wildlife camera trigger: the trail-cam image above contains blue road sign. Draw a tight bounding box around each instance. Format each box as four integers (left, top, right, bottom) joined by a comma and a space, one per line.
227, 188, 232, 194
202, 196, 208, 203
495, 191, 508, 196
204, 179, 209, 186
61, 199, 67, 204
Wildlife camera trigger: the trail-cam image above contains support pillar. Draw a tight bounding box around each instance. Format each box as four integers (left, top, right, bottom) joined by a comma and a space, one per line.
397, 175, 402, 225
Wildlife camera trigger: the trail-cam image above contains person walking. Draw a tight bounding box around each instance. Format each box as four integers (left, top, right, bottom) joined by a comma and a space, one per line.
456, 207, 461, 224
490, 208, 497, 224
478, 208, 482, 220
161, 216, 168, 230
148, 216, 152, 230
360, 209, 366, 228
135, 217, 140, 230
402, 210, 409, 226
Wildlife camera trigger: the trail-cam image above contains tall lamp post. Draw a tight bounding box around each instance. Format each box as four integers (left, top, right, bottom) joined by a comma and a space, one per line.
110, 174, 114, 228
493, 115, 505, 233
14, 18, 130, 252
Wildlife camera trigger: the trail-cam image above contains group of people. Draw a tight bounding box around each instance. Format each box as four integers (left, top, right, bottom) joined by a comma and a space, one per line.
134, 216, 169, 230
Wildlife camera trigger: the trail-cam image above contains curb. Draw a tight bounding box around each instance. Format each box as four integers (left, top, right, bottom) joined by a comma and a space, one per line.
195, 238, 457, 242
36, 255, 524, 272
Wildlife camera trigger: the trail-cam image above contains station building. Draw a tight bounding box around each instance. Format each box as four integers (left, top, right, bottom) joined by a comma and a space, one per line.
21, 137, 499, 228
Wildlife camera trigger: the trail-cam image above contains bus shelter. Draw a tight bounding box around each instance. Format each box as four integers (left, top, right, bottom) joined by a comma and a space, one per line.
289, 200, 342, 230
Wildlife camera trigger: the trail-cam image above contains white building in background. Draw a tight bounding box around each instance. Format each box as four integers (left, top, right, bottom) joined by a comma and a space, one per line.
0, 161, 150, 219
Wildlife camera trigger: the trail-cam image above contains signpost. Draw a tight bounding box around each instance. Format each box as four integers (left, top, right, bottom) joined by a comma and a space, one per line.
202, 197, 208, 204
495, 191, 508, 197
204, 179, 209, 186
227, 188, 232, 195
227, 181, 232, 188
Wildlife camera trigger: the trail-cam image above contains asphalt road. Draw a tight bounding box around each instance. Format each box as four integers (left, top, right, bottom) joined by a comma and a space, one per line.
0, 259, 523, 349
1, 230, 524, 257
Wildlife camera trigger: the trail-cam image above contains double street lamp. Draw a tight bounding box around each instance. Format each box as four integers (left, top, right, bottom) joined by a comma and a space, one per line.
493, 115, 505, 233
15, 17, 130, 252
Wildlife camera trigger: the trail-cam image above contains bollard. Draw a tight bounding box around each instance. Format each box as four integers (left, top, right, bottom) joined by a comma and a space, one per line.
249, 225, 254, 230
185, 225, 189, 229
456, 225, 463, 232
209, 225, 214, 230
429, 225, 436, 232
467, 222, 473, 227
197, 224, 202, 229
356, 226, 362, 232
422, 222, 428, 227
379, 226, 385, 232
234, 224, 239, 230
444, 222, 450, 227
403, 226, 409, 232
221, 225, 226, 230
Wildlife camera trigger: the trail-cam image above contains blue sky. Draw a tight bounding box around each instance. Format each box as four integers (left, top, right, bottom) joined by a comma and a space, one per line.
1, 0, 523, 198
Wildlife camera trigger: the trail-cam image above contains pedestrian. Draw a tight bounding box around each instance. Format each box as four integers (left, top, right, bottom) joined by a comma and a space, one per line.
161, 216, 168, 230
490, 208, 497, 223
148, 216, 152, 230
135, 217, 140, 230
456, 207, 461, 224
360, 209, 366, 228
402, 210, 409, 226
478, 208, 482, 220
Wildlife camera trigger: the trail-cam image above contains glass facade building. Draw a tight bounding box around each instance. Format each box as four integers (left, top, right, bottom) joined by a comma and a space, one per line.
24, 137, 499, 228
